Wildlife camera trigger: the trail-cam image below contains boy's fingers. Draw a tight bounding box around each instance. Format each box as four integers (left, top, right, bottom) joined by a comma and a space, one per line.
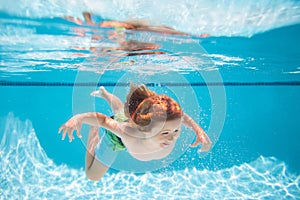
58, 127, 62, 134
190, 139, 200, 147
198, 144, 211, 152
198, 148, 206, 153
62, 129, 67, 140
68, 130, 74, 142
77, 123, 82, 132
75, 124, 82, 138
190, 142, 196, 147
76, 130, 82, 138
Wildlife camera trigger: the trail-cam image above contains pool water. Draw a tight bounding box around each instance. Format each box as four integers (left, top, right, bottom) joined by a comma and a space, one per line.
1, 0, 300, 199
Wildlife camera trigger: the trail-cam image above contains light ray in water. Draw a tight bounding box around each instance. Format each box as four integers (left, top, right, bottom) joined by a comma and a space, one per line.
1, 113, 299, 199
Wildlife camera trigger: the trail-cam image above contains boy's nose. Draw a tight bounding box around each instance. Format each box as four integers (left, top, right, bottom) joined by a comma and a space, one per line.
166, 135, 174, 141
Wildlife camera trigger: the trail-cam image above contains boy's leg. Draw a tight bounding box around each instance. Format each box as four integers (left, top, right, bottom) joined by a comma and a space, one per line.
91, 86, 124, 114
85, 126, 110, 181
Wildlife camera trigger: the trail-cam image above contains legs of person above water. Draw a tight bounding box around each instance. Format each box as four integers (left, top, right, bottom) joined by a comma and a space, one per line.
85, 126, 111, 181
82, 12, 94, 25
91, 86, 124, 114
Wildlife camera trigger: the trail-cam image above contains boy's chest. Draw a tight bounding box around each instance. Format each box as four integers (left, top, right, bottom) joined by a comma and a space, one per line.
123, 137, 158, 152
123, 137, 174, 159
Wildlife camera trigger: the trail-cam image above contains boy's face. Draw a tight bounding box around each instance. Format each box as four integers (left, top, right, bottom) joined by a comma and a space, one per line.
149, 118, 182, 148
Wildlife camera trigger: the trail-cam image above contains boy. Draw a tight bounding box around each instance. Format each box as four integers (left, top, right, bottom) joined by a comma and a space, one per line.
59, 83, 211, 181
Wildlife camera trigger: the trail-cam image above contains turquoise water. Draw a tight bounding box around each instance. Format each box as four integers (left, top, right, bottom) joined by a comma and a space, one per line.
1, 0, 300, 199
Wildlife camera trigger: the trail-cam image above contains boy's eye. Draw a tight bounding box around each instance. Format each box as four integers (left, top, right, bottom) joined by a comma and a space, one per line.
174, 129, 179, 133
161, 131, 169, 135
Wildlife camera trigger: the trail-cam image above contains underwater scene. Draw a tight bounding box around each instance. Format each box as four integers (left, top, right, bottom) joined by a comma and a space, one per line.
1, 0, 300, 199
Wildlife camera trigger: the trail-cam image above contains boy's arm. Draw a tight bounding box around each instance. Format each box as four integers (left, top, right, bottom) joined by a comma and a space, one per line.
182, 113, 212, 152
58, 112, 124, 142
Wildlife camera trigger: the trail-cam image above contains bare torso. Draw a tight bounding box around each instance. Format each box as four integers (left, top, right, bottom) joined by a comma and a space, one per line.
118, 120, 180, 161
121, 135, 176, 161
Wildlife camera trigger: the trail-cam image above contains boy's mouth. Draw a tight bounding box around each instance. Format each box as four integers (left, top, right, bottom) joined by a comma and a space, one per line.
162, 142, 170, 147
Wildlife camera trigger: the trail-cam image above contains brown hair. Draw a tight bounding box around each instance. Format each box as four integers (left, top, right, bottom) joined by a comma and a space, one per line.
124, 83, 182, 127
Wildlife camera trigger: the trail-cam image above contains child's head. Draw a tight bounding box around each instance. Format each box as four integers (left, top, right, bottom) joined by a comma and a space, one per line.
124, 83, 182, 128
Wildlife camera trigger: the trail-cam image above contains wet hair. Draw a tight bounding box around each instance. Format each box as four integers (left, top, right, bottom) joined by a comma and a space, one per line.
124, 83, 182, 127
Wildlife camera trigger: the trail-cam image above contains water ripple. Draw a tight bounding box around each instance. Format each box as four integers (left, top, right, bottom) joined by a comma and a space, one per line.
1, 113, 299, 199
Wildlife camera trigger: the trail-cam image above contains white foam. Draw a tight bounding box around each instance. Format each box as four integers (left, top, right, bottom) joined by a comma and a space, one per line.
1, 113, 299, 199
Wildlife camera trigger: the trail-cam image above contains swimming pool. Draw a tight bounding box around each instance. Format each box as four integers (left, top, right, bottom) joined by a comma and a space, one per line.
1, 0, 300, 199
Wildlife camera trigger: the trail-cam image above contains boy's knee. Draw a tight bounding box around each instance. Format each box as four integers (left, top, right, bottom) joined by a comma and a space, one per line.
85, 170, 101, 182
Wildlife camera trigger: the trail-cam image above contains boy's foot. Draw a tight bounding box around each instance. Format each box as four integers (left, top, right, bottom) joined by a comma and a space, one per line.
90, 86, 106, 98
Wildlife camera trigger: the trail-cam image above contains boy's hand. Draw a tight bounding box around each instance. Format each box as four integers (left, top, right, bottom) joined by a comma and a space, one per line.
191, 129, 212, 152
58, 115, 83, 142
